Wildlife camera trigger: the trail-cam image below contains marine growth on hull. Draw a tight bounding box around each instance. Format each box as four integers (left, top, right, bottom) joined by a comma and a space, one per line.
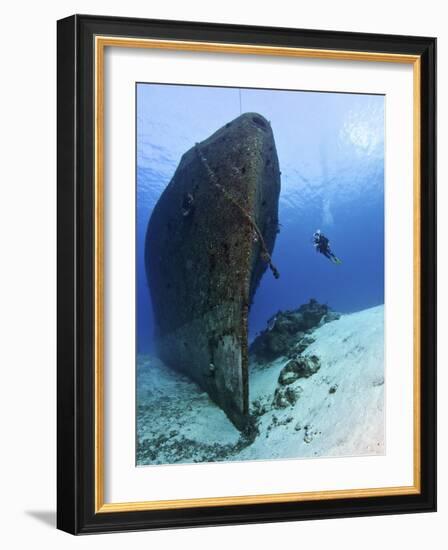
145, 113, 281, 429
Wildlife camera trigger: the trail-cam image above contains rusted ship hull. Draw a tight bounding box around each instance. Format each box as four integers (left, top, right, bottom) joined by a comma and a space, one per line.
145, 112, 281, 429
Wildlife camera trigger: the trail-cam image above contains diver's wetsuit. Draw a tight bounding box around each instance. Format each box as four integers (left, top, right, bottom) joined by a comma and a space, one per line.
313, 233, 340, 264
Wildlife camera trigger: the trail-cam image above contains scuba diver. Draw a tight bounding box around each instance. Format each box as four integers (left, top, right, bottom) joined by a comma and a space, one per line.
313, 229, 342, 264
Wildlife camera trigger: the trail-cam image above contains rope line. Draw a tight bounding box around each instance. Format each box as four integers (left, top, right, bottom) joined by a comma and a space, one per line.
195, 143, 280, 279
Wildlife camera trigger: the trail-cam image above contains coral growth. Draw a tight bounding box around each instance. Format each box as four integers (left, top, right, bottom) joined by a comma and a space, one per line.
250, 299, 340, 362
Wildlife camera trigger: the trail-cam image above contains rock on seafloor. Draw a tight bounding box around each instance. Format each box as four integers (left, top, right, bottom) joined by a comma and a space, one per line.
250, 298, 341, 363
145, 113, 281, 429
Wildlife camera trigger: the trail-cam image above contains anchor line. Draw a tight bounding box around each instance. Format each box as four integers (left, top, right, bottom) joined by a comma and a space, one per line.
195, 143, 280, 279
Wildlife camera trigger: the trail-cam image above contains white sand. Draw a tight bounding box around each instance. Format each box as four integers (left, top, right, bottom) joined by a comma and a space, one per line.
137, 304, 384, 465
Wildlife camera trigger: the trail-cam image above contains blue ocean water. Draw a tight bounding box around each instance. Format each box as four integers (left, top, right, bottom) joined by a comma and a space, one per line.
137, 84, 384, 353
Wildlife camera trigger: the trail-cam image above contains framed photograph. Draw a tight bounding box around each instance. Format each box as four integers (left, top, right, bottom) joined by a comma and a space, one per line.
57, 14, 436, 534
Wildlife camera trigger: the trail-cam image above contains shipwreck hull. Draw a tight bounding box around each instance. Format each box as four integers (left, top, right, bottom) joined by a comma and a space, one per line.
145, 112, 281, 429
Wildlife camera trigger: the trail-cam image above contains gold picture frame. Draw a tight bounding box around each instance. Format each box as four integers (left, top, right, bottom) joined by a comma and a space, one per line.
57, 14, 436, 534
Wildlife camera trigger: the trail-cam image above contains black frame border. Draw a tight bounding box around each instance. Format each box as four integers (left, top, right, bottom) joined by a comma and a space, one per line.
57, 14, 436, 535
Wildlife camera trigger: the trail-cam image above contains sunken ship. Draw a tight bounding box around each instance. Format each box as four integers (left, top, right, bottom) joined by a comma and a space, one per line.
145, 113, 281, 429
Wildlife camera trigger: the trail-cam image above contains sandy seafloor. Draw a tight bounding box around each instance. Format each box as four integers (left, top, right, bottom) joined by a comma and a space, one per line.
136, 305, 384, 466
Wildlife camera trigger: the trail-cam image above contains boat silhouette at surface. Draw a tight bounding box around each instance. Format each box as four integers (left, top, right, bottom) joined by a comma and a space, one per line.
145, 112, 281, 430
